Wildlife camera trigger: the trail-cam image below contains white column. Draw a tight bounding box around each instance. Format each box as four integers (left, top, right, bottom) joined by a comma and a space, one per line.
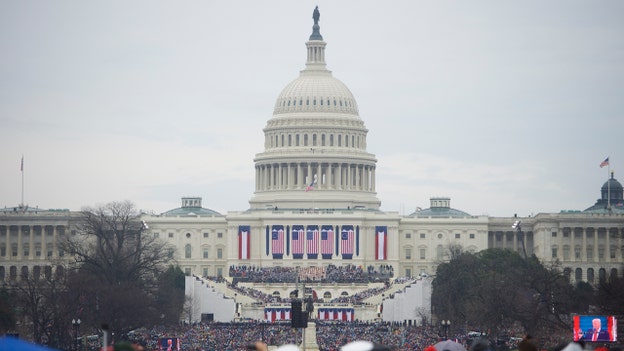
29, 226, 35, 259
53, 226, 58, 258
317, 163, 322, 190
17, 226, 23, 259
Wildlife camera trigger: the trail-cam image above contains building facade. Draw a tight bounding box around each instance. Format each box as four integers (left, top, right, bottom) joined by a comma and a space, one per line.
2, 9, 623, 289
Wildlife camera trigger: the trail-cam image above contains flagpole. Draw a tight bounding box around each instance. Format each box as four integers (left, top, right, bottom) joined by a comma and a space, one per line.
607, 160, 611, 209
20, 155, 24, 207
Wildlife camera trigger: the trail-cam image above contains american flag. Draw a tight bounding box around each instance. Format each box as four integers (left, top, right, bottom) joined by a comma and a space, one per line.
272, 225, 284, 257
321, 225, 333, 257
305, 175, 317, 192
375, 226, 387, 260
239, 226, 250, 260
306, 225, 319, 256
341, 225, 354, 257
292, 226, 305, 258
600, 157, 609, 168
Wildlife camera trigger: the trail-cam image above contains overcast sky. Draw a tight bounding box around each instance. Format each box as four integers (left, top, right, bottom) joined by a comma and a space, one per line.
1, 1, 622, 217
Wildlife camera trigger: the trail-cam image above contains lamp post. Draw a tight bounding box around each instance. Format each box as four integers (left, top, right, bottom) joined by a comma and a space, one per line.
441, 320, 451, 339
72, 318, 81, 351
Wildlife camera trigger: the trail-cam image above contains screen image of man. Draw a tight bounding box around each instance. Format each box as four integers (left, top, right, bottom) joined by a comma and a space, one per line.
584, 318, 610, 342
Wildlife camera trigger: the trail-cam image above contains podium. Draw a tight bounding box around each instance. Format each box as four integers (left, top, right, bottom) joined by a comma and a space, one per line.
300, 322, 320, 351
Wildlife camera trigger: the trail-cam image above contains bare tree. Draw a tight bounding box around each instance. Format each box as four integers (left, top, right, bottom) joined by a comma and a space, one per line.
183, 294, 200, 324
64, 201, 173, 286
61, 201, 178, 338
14, 270, 74, 349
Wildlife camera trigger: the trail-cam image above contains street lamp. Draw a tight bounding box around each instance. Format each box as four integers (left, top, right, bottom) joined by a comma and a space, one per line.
72, 318, 81, 351
441, 320, 451, 339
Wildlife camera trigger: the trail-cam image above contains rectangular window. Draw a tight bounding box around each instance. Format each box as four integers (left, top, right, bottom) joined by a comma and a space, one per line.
551, 248, 557, 258
563, 232, 569, 238
217, 267, 223, 277
563, 247, 570, 260
203, 232, 209, 238
217, 232, 223, 239
405, 268, 411, 277
469, 233, 475, 239
217, 248, 223, 259
153, 232, 159, 238
203, 268, 209, 277
455, 233, 460, 239
168, 233, 174, 238
419, 248, 426, 260
586, 247, 593, 261
405, 249, 411, 260
405, 233, 411, 239
23, 248, 29, 257
420, 233, 425, 239
184, 268, 191, 276
575, 247, 581, 259
203, 249, 209, 259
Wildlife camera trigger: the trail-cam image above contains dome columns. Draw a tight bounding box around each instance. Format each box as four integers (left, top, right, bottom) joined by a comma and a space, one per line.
255, 161, 376, 193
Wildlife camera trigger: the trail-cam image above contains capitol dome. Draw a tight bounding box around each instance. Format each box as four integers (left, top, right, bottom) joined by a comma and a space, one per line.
272, 6, 359, 117
249, 7, 380, 211
273, 73, 359, 116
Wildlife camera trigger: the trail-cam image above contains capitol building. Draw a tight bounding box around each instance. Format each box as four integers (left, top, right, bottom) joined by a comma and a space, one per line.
1, 8, 624, 324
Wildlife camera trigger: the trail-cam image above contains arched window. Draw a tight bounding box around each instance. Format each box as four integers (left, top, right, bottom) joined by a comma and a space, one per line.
324, 291, 332, 299
587, 268, 595, 283
185, 244, 192, 259
563, 267, 571, 282
575, 268, 582, 282
599, 268, 606, 283
21, 266, 29, 279
610, 268, 618, 280
44, 266, 52, 279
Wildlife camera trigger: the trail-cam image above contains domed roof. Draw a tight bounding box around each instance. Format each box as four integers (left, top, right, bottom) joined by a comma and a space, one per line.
407, 197, 472, 218
601, 177, 623, 193
273, 73, 359, 115
272, 7, 359, 117
584, 172, 624, 213
161, 197, 222, 217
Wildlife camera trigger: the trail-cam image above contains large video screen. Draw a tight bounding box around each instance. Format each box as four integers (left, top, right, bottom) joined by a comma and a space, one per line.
573, 315, 617, 342
158, 337, 181, 351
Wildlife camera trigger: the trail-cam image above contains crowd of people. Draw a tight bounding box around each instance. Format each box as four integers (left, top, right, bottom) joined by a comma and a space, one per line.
116, 321, 445, 351
215, 274, 409, 306
92, 320, 580, 351
228, 264, 394, 284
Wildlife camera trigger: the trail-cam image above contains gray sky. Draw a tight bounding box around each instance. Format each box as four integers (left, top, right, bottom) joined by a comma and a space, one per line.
1, 1, 623, 217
